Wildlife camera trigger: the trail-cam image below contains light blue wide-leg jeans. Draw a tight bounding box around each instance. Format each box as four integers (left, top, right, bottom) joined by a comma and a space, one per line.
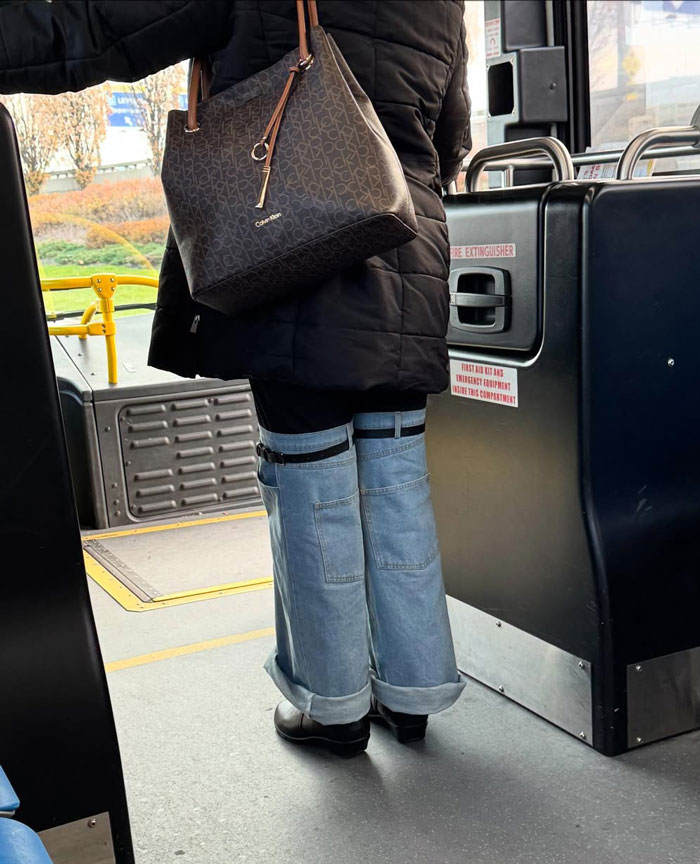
355, 409, 465, 714
259, 410, 465, 725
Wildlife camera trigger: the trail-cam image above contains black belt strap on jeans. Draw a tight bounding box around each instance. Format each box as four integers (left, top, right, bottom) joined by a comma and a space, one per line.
256, 438, 351, 465
256, 423, 425, 465
353, 423, 426, 439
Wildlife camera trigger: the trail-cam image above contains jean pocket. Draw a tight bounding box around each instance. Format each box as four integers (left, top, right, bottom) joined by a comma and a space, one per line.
257, 456, 278, 486
361, 474, 439, 570
314, 490, 365, 583
257, 458, 279, 516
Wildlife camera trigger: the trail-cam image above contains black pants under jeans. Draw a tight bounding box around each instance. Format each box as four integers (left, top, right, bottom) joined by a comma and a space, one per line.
250, 380, 428, 434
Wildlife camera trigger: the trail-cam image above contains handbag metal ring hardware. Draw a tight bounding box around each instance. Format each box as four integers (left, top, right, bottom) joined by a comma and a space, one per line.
251, 141, 270, 161
184, 123, 200, 134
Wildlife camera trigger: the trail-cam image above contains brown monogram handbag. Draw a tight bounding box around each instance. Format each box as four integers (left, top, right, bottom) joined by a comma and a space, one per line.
161, 0, 417, 317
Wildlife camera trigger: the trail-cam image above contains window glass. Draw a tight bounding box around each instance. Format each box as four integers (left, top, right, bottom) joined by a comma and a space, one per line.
588, 0, 700, 170
464, 0, 488, 155
5, 63, 187, 320
455, 1, 487, 190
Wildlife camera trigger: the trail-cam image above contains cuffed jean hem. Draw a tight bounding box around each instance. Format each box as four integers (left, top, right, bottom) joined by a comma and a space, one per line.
371, 673, 467, 715
264, 651, 372, 724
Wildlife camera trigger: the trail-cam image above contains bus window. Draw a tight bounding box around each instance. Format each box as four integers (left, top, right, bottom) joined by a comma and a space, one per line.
464, 1, 487, 155
5, 63, 187, 321
451, 2, 487, 191
588, 0, 700, 170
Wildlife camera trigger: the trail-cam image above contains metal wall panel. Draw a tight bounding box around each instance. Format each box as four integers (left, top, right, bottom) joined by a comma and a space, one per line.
448, 597, 593, 744
93, 383, 261, 527
39, 813, 115, 864
627, 648, 700, 748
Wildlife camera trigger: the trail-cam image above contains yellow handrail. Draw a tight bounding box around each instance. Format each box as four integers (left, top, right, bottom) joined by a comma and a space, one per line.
42, 274, 158, 291
42, 273, 158, 386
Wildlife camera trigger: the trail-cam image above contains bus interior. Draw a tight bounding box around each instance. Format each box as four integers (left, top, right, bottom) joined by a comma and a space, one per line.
2, 2, 700, 863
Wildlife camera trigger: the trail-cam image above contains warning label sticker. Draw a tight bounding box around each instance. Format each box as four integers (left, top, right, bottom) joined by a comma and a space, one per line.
485, 18, 501, 59
450, 359, 519, 408
450, 243, 516, 260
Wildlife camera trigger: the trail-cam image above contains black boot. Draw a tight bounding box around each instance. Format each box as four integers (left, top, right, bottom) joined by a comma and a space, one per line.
369, 696, 428, 743
273, 701, 370, 758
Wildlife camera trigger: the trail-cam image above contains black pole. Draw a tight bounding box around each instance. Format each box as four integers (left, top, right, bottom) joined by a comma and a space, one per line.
552, 0, 592, 153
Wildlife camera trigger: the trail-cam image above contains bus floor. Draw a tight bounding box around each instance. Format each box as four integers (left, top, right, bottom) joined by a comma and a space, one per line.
87, 525, 700, 864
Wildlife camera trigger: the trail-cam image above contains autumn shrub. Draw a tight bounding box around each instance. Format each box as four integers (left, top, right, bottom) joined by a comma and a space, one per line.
86, 216, 170, 248
29, 211, 90, 246
29, 177, 167, 223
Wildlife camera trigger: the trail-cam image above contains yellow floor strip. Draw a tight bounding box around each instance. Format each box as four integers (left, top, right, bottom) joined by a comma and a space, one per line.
84, 551, 149, 611
105, 627, 275, 673
153, 576, 272, 603
84, 550, 272, 612
83, 509, 267, 542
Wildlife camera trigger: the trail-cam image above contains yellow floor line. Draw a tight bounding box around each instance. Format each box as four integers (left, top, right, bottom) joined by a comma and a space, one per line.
105, 627, 275, 673
84, 550, 272, 612
153, 576, 272, 603
85, 551, 149, 611
83, 509, 267, 542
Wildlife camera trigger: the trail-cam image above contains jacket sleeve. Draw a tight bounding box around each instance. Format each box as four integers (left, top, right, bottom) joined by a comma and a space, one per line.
0, 0, 232, 94
433, 22, 472, 186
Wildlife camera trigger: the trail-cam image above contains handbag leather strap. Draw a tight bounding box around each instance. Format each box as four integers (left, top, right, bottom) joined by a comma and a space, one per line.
185, 0, 319, 134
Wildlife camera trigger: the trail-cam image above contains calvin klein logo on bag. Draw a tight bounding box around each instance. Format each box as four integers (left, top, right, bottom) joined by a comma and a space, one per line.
254, 212, 282, 228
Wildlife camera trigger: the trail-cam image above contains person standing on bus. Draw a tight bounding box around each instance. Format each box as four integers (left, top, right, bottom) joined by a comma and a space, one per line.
0, 0, 471, 758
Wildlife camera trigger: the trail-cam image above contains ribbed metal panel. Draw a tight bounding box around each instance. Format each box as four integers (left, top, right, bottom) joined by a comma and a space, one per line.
119, 385, 260, 519
53, 315, 264, 528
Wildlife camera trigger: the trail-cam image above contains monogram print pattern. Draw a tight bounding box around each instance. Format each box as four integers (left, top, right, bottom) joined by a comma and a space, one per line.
161, 28, 418, 316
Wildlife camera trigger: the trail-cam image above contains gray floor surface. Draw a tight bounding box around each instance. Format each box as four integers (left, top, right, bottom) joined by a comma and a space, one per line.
88, 556, 700, 864
86, 514, 272, 598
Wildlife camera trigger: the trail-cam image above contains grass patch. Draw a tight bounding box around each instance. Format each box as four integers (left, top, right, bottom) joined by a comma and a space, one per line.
37, 239, 162, 269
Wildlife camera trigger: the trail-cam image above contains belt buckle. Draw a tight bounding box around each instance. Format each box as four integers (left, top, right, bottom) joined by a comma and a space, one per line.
256, 441, 285, 465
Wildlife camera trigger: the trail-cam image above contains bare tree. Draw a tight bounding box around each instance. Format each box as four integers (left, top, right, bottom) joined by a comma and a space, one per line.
54, 85, 110, 188
4, 93, 60, 195
132, 65, 185, 175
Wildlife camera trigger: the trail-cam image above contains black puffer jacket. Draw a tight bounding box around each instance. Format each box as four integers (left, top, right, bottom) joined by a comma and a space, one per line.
0, 0, 470, 393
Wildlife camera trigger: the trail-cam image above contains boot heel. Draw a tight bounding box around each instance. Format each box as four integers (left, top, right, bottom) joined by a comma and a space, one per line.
392, 723, 427, 744
329, 737, 370, 759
